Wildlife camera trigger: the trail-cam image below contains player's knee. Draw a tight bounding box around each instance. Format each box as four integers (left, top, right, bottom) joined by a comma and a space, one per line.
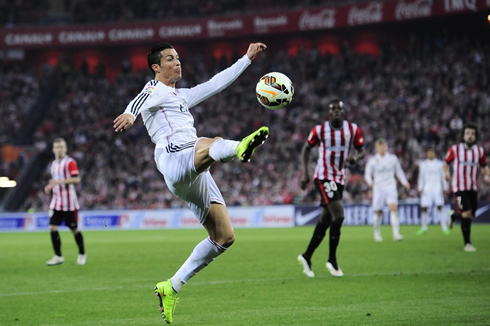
332, 215, 344, 225
222, 233, 235, 248
49, 225, 58, 232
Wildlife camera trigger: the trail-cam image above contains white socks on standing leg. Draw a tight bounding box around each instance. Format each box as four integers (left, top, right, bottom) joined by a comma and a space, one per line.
373, 213, 382, 241
208, 139, 239, 163
439, 208, 448, 232
170, 237, 227, 292
390, 211, 402, 240
421, 211, 429, 231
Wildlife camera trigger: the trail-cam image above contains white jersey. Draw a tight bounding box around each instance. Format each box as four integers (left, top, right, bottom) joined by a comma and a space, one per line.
417, 159, 448, 193
364, 153, 408, 191
124, 55, 251, 147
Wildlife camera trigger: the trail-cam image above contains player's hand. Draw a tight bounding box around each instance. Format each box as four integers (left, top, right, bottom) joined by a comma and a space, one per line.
444, 172, 450, 181
246, 42, 267, 61
300, 173, 310, 190
346, 156, 357, 166
484, 175, 490, 184
44, 184, 53, 194
404, 184, 410, 190
113, 113, 135, 132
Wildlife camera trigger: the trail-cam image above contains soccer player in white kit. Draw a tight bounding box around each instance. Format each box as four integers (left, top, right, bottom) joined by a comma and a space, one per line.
417, 148, 449, 235
364, 139, 410, 242
113, 42, 268, 324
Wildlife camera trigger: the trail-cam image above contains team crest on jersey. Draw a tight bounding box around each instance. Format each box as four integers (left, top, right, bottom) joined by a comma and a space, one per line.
144, 86, 155, 94
327, 191, 334, 198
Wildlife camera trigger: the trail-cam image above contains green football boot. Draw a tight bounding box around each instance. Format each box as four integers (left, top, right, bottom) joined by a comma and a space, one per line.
154, 280, 178, 324
416, 228, 427, 235
237, 126, 269, 163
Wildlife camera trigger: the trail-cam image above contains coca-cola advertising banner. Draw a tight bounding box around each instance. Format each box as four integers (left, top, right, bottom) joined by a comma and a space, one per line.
1, 0, 489, 49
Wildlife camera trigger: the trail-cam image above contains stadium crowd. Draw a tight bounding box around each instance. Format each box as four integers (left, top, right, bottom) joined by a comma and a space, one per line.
18, 32, 490, 211
1, 0, 379, 27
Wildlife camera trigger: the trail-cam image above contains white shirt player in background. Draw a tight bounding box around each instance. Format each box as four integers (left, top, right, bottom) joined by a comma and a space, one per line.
113, 42, 268, 324
364, 138, 410, 242
417, 148, 449, 235
44, 138, 86, 266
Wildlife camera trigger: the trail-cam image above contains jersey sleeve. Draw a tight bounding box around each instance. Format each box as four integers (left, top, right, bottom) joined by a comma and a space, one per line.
307, 126, 320, 147
183, 55, 251, 109
364, 158, 374, 186
353, 125, 365, 149
479, 147, 487, 166
394, 156, 409, 186
124, 81, 167, 119
445, 147, 455, 164
68, 161, 79, 177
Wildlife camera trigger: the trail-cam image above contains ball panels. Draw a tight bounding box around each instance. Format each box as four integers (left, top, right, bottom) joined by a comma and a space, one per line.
256, 72, 294, 110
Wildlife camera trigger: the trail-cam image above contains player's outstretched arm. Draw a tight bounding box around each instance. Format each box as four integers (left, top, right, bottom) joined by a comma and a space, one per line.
113, 113, 135, 132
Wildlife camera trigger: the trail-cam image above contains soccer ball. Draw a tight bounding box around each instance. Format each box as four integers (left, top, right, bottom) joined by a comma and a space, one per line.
255, 72, 293, 110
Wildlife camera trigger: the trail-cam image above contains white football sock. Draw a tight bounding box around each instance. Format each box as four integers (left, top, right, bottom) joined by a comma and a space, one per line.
208, 139, 239, 163
170, 237, 227, 292
421, 211, 429, 231
439, 209, 447, 232
373, 213, 382, 237
390, 211, 400, 238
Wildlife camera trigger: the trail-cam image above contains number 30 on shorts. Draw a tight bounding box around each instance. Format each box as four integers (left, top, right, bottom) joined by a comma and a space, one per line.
323, 181, 338, 192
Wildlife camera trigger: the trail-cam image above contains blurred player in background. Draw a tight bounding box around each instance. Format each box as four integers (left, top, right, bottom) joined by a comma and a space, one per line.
113, 42, 267, 323
298, 99, 365, 278
44, 138, 86, 266
444, 123, 490, 252
364, 139, 410, 242
417, 148, 449, 235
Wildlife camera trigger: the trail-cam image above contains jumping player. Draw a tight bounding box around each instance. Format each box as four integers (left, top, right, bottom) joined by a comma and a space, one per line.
364, 139, 410, 242
113, 42, 267, 323
417, 148, 449, 235
297, 99, 365, 278
444, 123, 490, 252
44, 138, 86, 266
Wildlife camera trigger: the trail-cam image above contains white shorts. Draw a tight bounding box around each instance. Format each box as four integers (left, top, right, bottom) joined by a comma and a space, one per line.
372, 188, 398, 211
420, 191, 444, 208
154, 139, 226, 224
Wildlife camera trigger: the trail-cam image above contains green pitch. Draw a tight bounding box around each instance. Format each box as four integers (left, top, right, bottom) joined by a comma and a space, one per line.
1, 225, 489, 325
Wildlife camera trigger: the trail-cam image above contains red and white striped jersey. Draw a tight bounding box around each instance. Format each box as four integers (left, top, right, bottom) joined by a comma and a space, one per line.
49, 155, 80, 211
307, 120, 364, 184
445, 143, 487, 192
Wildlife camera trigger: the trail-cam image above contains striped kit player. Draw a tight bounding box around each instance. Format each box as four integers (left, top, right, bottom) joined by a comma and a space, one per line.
113, 42, 268, 323
443, 123, 490, 252
298, 99, 365, 279
44, 138, 86, 266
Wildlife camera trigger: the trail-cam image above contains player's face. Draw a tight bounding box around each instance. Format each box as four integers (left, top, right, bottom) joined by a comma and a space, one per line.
328, 102, 344, 122
426, 150, 435, 160
53, 142, 67, 159
376, 143, 387, 155
156, 48, 181, 84
463, 128, 476, 145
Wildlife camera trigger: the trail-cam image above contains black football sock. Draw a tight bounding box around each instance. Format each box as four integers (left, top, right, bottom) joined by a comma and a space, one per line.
74, 232, 85, 255
461, 218, 472, 245
302, 221, 329, 262
50, 231, 62, 256
451, 212, 462, 222
328, 218, 344, 270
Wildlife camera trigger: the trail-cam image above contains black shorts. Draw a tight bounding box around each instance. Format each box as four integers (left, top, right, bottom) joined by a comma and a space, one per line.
453, 191, 478, 216
314, 179, 344, 207
49, 210, 79, 229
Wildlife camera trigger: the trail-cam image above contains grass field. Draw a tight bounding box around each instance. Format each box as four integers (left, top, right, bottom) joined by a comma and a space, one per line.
1, 225, 489, 325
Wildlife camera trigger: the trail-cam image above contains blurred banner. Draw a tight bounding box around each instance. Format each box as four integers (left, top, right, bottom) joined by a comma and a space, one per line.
294, 202, 490, 226
2, 202, 490, 232
0, 205, 294, 232
1, 0, 489, 48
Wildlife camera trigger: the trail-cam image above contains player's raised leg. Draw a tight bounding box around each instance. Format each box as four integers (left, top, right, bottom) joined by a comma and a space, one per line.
155, 204, 234, 323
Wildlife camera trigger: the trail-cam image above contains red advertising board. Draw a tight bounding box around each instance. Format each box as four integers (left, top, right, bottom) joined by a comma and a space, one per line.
0, 0, 488, 49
